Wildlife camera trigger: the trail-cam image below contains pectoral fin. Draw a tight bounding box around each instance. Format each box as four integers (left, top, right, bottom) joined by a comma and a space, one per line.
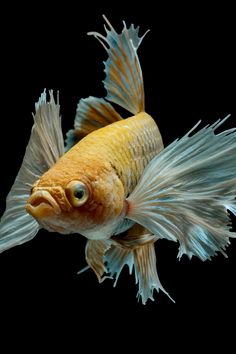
0, 91, 64, 253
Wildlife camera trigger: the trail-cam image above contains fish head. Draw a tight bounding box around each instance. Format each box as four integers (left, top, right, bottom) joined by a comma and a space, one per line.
25, 156, 125, 239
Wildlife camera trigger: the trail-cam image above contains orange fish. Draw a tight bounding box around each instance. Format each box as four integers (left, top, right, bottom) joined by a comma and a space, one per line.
0, 16, 236, 304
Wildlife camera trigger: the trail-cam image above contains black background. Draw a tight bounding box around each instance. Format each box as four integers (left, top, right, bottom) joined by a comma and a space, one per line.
0, 2, 235, 349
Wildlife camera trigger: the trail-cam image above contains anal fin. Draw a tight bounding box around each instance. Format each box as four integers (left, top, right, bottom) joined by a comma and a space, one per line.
105, 240, 173, 304
84, 224, 172, 304
112, 223, 157, 248
133, 243, 174, 304
85, 239, 111, 282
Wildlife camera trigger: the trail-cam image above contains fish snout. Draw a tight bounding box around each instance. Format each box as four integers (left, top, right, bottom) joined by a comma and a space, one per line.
26, 190, 61, 218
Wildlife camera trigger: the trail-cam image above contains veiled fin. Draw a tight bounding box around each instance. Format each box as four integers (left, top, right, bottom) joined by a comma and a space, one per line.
112, 223, 158, 248
105, 242, 172, 304
85, 225, 172, 304
66, 16, 148, 150
0, 91, 64, 253
133, 243, 174, 304
65, 96, 122, 150
127, 116, 236, 261
85, 239, 111, 281
88, 15, 148, 115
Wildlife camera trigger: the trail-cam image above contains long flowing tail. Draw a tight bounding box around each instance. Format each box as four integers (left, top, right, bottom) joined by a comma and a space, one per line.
127, 116, 236, 261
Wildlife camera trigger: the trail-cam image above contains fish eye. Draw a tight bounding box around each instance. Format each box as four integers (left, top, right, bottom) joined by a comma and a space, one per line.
66, 181, 89, 207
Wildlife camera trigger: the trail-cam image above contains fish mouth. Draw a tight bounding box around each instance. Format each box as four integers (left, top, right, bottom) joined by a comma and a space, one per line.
26, 190, 61, 218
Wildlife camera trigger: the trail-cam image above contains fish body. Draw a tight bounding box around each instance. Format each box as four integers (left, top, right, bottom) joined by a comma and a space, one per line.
28, 112, 162, 239
0, 16, 236, 304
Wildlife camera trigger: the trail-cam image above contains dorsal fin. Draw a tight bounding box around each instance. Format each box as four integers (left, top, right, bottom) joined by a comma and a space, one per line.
88, 15, 148, 115
66, 16, 148, 150
65, 96, 122, 150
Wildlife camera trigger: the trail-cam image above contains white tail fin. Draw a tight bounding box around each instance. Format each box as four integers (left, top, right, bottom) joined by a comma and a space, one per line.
127, 116, 236, 261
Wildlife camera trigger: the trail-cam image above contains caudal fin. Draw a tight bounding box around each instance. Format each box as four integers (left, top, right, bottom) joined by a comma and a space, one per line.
127, 116, 236, 261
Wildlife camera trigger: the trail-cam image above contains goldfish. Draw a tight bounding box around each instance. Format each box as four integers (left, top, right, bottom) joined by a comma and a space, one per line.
0, 16, 236, 304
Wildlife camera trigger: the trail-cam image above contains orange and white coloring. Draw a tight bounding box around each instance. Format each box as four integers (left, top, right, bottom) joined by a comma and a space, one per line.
0, 16, 236, 304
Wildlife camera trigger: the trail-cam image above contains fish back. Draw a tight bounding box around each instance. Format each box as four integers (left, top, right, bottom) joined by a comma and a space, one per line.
70, 112, 163, 195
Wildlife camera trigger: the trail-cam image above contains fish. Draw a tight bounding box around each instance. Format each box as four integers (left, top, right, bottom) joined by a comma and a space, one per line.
0, 15, 236, 304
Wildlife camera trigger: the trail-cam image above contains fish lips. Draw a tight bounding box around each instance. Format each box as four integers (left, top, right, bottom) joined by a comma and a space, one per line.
26, 190, 61, 219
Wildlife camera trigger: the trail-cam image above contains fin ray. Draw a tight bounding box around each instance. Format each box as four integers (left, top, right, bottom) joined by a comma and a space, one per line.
133, 243, 174, 304
0, 91, 64, 253
65, 96, 122, 150
88, 15, 147, 114
85, 239, 111, 281
85, 224, 172, 304
105, 242, 172, 304
127, 116, 236, 260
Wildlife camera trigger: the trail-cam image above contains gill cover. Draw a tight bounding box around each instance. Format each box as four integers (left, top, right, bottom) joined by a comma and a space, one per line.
0, 91, 64, 253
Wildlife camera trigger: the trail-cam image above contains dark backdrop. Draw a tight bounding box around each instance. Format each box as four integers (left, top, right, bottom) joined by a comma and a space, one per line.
0, 2, 235, 349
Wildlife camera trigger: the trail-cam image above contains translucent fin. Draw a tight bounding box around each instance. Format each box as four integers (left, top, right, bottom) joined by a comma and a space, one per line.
112, 223, 158, 248
65, 96, 122, 150
0, 91, 64, 253
77, 265, 90, 275
85, 224, 172, 304
105, 245, 134, 284
105, 242, 173, 304
133, 243, 174, 304
85, 239, 111, 281
88, 15, 148, 115
127, 116, 236, 261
